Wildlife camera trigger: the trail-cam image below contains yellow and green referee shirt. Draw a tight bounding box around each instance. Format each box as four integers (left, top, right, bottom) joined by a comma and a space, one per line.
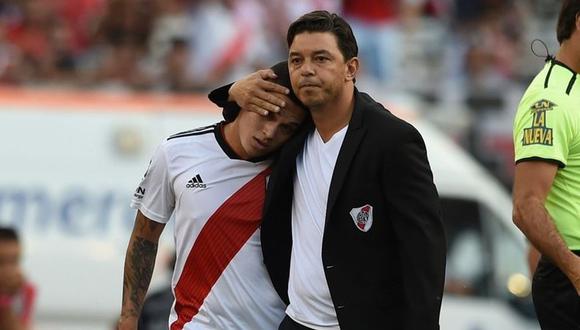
513, 59, 580, 250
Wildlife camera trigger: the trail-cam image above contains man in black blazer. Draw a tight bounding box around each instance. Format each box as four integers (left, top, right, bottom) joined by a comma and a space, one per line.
210, 10, 446, 330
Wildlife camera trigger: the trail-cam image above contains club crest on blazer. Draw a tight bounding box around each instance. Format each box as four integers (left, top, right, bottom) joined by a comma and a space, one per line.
349, 204, 373, 232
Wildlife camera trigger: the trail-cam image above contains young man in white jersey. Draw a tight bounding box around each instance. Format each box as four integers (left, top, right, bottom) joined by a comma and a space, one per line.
117, 61, 307, 330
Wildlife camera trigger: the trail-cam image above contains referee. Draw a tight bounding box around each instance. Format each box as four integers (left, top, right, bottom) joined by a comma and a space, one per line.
512, 1, 580, 328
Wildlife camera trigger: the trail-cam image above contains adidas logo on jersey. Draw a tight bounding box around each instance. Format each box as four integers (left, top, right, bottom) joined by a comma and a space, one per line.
186, 174, 207, 189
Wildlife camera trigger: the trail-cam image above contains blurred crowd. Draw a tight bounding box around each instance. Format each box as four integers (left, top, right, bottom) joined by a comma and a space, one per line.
0, 0, 563, 186
0, 0, 338, 92
0, 0, 560, 92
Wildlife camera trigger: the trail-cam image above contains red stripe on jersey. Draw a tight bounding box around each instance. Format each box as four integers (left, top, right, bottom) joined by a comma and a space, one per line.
170, 167, 272, 330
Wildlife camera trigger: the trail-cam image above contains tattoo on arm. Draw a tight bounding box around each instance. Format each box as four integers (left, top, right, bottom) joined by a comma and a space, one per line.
121, 236, 158, 318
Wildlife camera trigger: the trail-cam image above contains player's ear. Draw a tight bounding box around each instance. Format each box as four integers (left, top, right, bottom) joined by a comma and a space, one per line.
345, 57, 359, 83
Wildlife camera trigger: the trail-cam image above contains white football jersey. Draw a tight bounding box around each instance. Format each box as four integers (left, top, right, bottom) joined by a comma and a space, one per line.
130, 123, 285, 330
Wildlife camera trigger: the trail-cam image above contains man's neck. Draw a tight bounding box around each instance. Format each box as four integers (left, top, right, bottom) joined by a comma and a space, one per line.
556, 39, 580, 73
310, 86, 355, 142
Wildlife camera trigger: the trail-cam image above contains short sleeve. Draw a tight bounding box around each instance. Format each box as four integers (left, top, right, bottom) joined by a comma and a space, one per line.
513, 95, 573, 168
130, 143, 175, 223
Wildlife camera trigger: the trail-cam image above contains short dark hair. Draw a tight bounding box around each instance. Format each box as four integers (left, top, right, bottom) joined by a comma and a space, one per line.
219, 61, 309, 122
0, 227, 19, 242
269, 61, 307, 112
557, 0, 580, 44
287, 10, 358, 61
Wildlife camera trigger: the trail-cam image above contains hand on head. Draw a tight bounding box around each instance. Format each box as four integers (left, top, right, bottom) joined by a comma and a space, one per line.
229, 69, 290, 116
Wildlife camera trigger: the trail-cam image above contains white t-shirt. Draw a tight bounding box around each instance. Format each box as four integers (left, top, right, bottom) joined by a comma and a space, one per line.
286, 126, 348, 330
130, 123, 285, 330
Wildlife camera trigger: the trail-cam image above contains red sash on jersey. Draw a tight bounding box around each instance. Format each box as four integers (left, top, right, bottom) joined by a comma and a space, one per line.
171, 167, 272, 330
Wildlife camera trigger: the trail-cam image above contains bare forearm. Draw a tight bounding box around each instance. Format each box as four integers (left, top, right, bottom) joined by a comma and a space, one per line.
118, 212, 165, 329
120, 236, 158, 320
514, 198, 577, 273
527, 244, 541, 275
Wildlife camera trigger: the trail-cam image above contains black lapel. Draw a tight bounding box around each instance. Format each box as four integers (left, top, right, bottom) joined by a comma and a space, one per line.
325, 89, 367, 222
264, 122, 311, 213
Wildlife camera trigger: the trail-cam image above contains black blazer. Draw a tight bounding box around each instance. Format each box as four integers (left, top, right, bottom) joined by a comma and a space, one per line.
210, 87, 447, 329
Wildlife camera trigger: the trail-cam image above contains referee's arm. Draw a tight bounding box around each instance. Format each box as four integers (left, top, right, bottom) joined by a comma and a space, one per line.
512, 161, 580, 294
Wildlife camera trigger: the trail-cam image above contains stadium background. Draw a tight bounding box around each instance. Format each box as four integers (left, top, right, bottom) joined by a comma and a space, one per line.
0, 0, 564, 329
0, 0, 562, 188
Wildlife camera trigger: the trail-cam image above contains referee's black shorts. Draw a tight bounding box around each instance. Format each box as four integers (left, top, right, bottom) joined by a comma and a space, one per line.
532, 252, 580, 330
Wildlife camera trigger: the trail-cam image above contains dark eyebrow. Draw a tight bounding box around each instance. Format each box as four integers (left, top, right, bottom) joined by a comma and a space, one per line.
287, 121, 301, 128
289, 50, 333, 57
312, 50, 333, 57
279, 118, 301, 128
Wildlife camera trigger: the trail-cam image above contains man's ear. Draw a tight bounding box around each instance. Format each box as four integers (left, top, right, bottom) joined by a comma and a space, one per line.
345, 57, 359, 83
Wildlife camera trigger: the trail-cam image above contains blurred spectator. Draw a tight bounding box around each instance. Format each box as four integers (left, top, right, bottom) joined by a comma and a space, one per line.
183, 0, 274, 89
92, 0, 155, 89
146, 0, 190, 86
435, 0, 532, 188
162, 38, 197, 92
52, 0, 106, 52
0, 20, 21, 83
4, 0, 55, 82
341, 0, 425, 86
0, 227, 35, 330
